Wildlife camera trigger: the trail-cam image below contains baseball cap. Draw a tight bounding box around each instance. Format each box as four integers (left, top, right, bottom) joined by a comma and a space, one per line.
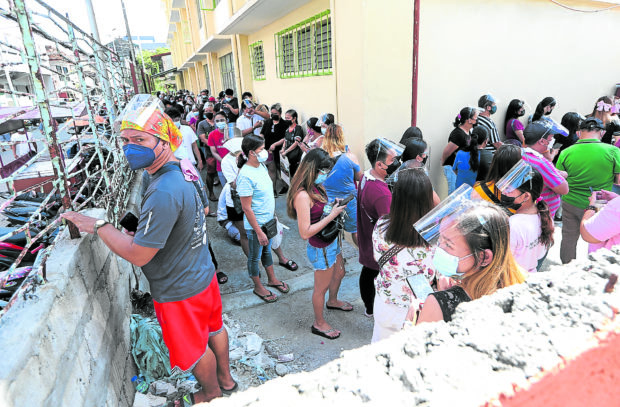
523, 121, 553, 145
579, 117, 605, 131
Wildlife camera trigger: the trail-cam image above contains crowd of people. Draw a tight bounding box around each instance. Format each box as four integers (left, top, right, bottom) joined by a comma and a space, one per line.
63, 89, 620, 403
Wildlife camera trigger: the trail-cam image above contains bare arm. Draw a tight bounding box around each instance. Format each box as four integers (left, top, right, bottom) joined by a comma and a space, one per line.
60, 212, 159, 267
269, 139, 285, 151
347, 152, 363, 181
550, 179, 569, 195
210, 145, 222, 162
515, 130, 525, 145
441, 142, 459, 165
416, 295, 444, 324
294, 191, 344, 240
192, 141, 203, 170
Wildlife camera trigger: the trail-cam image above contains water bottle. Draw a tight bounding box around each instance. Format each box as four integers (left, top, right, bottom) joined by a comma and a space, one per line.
131, 375, 149, 394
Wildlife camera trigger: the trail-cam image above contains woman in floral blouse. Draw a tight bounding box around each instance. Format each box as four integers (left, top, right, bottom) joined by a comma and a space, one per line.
371, 169, 436, 342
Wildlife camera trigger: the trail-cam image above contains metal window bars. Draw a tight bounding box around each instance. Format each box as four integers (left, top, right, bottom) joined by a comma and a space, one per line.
248, 41, 265, 81
274, 10, 332, 79
0, 0, 136, 318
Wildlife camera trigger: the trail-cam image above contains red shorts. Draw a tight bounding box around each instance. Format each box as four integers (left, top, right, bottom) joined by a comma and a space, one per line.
205, 157, 217, 174
153, 275, 223, 373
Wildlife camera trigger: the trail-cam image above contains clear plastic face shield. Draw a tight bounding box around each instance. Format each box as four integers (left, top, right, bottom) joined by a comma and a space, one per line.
223, 137, 243, 156
495, 160, 534, 194
386, 156, 429, 187
374, 138, 405, 177
114, 94, 165, 134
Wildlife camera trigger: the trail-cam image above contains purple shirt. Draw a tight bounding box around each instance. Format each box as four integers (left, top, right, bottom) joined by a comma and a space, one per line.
522, 148, 564, 218
357, 171, 392, 269
505, 118, 524, 142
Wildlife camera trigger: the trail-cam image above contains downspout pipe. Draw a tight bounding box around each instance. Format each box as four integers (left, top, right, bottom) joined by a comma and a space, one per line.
411, 0, 420, 126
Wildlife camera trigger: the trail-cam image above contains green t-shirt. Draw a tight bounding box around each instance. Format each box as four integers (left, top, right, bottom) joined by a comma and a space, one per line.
556, 139, 620, 209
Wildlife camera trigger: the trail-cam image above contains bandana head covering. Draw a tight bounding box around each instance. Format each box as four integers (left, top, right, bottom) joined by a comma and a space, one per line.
115, 94, 182, 152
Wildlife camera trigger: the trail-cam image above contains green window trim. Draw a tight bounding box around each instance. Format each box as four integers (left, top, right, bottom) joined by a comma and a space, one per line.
249, 41, 266, 81
199, 0, 217, 11
274, 9, 332, 79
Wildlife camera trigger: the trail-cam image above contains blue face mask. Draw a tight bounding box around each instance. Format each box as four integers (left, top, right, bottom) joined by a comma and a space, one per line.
315, 172, 328, 184
490, 105, 497, 115
122, 138, 161, 171
432, 247, 472, 279
216, 121, 226, 130
321, 127, 326, 135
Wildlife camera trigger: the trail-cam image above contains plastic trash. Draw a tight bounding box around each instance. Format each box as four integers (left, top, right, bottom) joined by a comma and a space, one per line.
132, 375, 149, 394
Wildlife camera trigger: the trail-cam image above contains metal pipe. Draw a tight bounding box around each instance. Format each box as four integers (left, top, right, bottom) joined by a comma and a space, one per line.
120, 0, 139, 93
411, 0, 420, 126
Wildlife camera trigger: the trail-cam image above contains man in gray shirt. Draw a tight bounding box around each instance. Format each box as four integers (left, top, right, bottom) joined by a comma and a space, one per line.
62, 95, 236, 403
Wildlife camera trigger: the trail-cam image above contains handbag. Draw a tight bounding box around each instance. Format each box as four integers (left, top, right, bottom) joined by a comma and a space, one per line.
261, 218, 278, 240
315, 214, 343, 243
230, 183, 244, 215
377, 244, 405, 270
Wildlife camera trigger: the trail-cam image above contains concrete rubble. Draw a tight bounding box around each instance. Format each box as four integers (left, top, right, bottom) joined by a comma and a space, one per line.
205, 248, 620, 406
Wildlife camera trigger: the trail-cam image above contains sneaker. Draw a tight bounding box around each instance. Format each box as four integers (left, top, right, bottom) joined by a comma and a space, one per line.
364, 310, 373, 318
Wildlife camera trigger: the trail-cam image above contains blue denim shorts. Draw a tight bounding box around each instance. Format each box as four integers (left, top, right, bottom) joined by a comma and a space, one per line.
307, 239, 341, 271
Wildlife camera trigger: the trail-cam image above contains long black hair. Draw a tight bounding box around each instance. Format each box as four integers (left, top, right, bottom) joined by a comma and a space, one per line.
453, 107, 477, 128
485, 144, 522, 183
237, 135, 265, 168
402, 138, 427, 162
504, 99, 524, 136
466, 128, 485, 172
532, 97, 556, 122
378, 169, 433, 248
514, 170, 554, 249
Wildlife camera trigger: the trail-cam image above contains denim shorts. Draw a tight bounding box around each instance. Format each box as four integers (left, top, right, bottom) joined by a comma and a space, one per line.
307, 239, 341, 271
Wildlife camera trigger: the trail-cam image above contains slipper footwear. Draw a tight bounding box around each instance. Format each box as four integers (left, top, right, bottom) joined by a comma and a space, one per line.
216, 271, 228, 284
279, 260, 298, 271
326, 302, 353, 312
267, 281, 290, 293
253, 290, 277, 303
220, 380, 239, 396
311, 325, 340, 340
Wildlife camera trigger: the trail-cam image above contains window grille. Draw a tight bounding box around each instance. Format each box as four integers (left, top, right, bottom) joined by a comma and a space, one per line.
274, 10, 332, 78
248, 41, 265, 81
195, 0, 203, 28
219, 52, 236, 94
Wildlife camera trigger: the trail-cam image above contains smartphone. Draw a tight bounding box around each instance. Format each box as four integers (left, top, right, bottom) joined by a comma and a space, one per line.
406, 274, 434, 301
336, 193, 354, 207
120, 212, 139, 233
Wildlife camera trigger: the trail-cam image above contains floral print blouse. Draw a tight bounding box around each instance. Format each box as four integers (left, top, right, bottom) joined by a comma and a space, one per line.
372, 223, 436, 308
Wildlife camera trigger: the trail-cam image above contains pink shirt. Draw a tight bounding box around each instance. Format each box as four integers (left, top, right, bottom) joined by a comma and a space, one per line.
522, 148, 565, 218
584, 197, 620, 253
207, 129, 229, 172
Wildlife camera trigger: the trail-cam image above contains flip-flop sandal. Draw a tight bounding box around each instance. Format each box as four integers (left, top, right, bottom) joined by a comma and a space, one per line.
207, 212, 217, 217
220, 380, 239, 396
216, 271, 228, 284
253, 290, 278, 303
181, 392, 195, 406
278, 260, 298, 271
326, 302, 353, 312
267, 281, 290, 293
311, 325, 340, 340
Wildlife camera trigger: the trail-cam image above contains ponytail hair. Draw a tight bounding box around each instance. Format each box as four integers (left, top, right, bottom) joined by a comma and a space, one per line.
237, 134, 265, 168
532, 97, 556, 122
515, 170, 554, 248
453, 106, 476, 128
467, 132, 480, 172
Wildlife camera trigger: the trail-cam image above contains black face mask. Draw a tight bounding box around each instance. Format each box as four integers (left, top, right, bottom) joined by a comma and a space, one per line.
500, 193, 523, 211
271, 114, 280, 121
421, 156, 428, 165
385, 159, 401, 176
518, 109, 525, 117
205, 112, 214, 120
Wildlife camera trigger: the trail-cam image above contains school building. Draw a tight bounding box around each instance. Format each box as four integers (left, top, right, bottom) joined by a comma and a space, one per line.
164, 0, 620, 195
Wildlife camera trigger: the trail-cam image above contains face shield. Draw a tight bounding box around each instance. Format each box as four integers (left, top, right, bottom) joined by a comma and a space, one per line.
223, 137, 243, 155
373, 138, 405, 176
495, 160, 534, 194
386, 157, 429, 188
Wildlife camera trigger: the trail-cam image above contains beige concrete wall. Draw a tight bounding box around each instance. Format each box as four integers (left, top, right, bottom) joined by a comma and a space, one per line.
246, 0, 334, 124
417, 0, 620, 196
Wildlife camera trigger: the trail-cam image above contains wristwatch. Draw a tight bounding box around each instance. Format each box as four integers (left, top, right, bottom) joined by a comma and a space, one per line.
93, 219, 110, 236
585, 205, 598, 213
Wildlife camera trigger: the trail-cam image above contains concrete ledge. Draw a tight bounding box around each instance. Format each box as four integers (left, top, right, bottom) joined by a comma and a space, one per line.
210, 248, 620, 406
0, 208, 138, 407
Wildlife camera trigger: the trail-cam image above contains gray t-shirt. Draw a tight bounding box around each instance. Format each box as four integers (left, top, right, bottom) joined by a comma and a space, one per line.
134, 162, 214, 302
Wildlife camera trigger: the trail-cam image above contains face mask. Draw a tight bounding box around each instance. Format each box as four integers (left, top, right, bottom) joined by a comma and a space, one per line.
500, 192, 524, 211
384, 159, 400, 176
225, 97, 232, 102
490, 105, 497, 115
544, 108, 553, 116
518, 109, 525, 117
205, 112, 214, 120
173, 121, 181, 128
420, 155, 428, 165
123, 139, 161, 171
216, 121, 226, 130
255, 149, 268, 163
432, 247, 472, 279
315, 172, 328, 185
271, 114, 280, 121
321, 127, 327, 135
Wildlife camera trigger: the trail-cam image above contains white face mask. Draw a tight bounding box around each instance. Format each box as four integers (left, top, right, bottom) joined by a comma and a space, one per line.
174, 121, 181, 128
255, 149, 268, 163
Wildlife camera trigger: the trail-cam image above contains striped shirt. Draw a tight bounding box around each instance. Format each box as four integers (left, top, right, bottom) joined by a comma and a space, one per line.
521, 148, 564, 217
477, 115, 500, 151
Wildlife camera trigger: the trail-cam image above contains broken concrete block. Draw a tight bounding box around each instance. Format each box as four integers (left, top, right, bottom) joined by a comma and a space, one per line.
275, 364, 288, 377
132, 392, 167, 407
242, 332, 263, 355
